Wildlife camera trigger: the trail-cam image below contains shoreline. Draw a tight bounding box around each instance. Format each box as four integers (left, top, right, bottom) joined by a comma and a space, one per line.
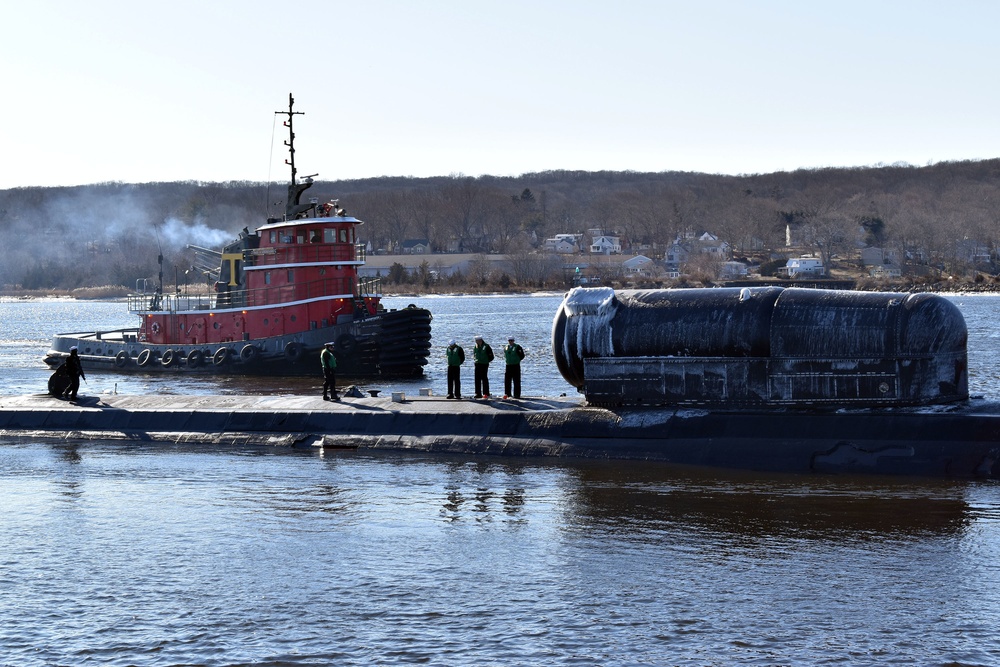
3, 281, 1000, 302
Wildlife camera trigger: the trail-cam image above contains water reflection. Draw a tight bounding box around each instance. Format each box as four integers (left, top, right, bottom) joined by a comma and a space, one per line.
437, 458, 529, 523
53, 443, 85, 504
565, 461, 976, 542
57, 443, 82, 464
31, 441, 991, 542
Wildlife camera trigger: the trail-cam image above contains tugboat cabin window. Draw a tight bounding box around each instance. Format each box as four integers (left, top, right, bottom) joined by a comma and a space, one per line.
340, 229, 348, 243
270, 231, 277, 243
264, 271, 271, 285
281, 234, 293, 243
310, 231, 321, 243
287, 270, 294, 282
296, 232, 306, 244
324, 229, 336, 243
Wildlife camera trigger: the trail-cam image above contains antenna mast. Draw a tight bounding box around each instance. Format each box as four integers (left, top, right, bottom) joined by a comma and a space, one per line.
275, 93, 316, 219
276, 93, 305, 185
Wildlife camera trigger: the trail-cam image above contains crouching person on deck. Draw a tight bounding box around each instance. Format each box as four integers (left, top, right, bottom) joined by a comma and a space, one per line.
321, 341, 339, 401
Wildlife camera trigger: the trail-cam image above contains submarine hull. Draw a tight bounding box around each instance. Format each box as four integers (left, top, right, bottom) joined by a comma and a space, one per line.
0, 394, 998, 479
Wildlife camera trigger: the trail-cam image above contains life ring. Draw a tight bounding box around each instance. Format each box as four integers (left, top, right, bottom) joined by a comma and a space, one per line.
161, 349, 177, 367
284, 342, 304, 363
150, 321, 161, 335
213, 347, 230, 366
239, 344, 259, 363
137, 349, 153, 367
336, 333, 357, 355
114, 350, 129, 368
187, 349, 204, 368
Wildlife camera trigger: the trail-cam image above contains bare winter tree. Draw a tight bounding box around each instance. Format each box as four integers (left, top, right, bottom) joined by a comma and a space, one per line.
504, 236, 562, 285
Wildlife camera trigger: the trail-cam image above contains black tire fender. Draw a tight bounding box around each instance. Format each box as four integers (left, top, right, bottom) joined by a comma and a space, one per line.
284, 342, 304, 363
114, 350, 129, 368
187, 349, 204, 367
137, 349, 153, 367
336, 333, 357, 355
213, 347, 230, 366
239, 344, 259, 363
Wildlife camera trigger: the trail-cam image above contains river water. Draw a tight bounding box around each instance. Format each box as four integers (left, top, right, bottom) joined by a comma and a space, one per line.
2, 293, 1000, 666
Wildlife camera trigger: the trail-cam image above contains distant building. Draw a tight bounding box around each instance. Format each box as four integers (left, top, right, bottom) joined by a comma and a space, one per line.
664, 232, 732, 275
719, 261, 749, 279
955, 238, 992, 265
401, 239, 431, 255
664, 241, 690, 272
590, 235, 622, 254
861, 247, 901, 267
778, 257, 826, 278
870, 265, 902, 279
622, 255, 654, 276
695, 233, 730, 257
543, 234, 580, 254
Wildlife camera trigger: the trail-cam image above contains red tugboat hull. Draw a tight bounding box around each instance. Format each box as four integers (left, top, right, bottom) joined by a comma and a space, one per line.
44, 305, 431, 377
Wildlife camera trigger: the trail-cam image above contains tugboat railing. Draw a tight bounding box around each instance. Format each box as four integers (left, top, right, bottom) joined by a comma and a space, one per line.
359, 276, 381, 297
244, 242, 366, 266
127, 275, 383, 313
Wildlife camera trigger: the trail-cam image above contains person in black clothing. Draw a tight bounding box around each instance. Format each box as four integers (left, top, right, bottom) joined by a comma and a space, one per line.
503, 336, 526, 399
321, 341, 339, 401
63, 346, 86, 401
472, 335, 494, 399
446, 339, 465, 399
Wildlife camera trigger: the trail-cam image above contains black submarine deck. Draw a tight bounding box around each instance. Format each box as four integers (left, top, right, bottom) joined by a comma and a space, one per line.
1, 392, 998, 479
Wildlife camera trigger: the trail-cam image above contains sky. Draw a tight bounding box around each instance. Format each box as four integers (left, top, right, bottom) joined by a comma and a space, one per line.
2, 0, 999, 189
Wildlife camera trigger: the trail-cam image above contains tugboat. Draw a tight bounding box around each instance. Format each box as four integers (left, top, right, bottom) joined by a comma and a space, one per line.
43, 94, 432, 377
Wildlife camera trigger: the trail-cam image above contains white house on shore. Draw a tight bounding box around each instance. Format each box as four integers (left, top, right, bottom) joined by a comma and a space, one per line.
590, 235, 622, 254
777, 257, 826, 278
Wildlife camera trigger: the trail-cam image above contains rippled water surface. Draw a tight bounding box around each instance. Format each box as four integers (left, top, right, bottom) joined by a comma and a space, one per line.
2, 294, 1000, 665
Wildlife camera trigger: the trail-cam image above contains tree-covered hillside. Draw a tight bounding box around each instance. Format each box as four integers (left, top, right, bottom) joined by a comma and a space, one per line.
2, 159, 999, 291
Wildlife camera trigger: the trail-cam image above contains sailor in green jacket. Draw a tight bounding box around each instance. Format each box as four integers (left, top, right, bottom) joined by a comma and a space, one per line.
321, 341, 339, 401
503, 336, 526, 399
472, 335, 494, 399
446, 339, 465, 399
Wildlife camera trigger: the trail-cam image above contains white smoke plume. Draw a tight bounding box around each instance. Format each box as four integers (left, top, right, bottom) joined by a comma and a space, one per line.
158, 216, 234, 249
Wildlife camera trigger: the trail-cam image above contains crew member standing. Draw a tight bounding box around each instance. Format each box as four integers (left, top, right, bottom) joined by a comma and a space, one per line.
321, 341, 339, 401
63, 346, 86, 401
446, 339, 465, 399
472, 335, 494, 399
503, 336, 525, 399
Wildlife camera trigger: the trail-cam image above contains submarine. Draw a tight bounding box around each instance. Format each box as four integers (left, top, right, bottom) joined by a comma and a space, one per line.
2, 286, 999, 478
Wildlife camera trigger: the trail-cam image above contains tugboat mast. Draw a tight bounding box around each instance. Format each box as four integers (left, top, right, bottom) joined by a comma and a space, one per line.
277, 93, 304, 185
276, 93, 315, 219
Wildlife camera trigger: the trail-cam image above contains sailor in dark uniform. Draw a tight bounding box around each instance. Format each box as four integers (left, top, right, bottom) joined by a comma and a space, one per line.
63, 346, 86, 401
321, 341, 339, 401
